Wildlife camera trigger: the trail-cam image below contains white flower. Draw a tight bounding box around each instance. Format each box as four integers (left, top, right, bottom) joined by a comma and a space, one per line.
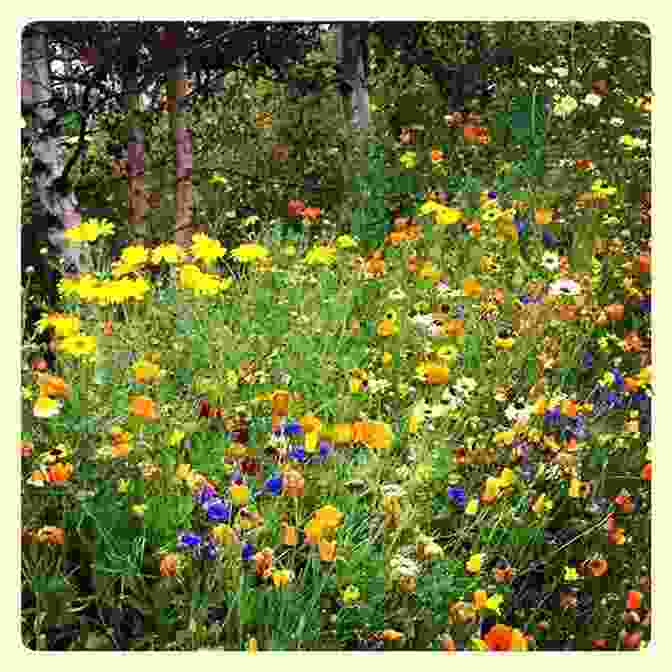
609, 117, 625, 127
583, 93, 603, 107
546, 78, 558, 88
552, 66, 569, 78
597, 57, 609, 68
529, 64, 546, 74
553, 95, 578, 118
411, 313, 434, 335
541, 251, 561, 272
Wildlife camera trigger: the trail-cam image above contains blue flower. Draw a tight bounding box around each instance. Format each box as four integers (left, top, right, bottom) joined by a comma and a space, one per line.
177, 531, 202, 549
640, 295, 651, 314
194, 484, 217, 506
542, 228, 559, 248
288, 445, 306, 462
581, 351, 594, 370
611, 369, 624, 387
200, 537, 218, 561
544, 406, 561, 426
515, 216, 529, 236
488, 191, 497, 199
447, 486, 466, 509
242, 543, 255, 561
264, 474, 283, 496
204, 498, 232, 523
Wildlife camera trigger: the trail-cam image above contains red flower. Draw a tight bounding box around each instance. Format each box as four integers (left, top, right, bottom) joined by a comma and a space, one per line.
288, 200, 306, 218
641, 462, 652, 481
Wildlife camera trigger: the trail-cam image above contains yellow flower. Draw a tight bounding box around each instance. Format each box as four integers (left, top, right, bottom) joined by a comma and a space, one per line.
466, 553, 484, 574
400, 151, 417, 169
133, 360, 162, 384
151, 243, 186, 265
117, 479, 130, 494
486, 593, 504, 615
58, 334, 97, 358
230, 242, 269, 264
465, 498, 479, 515
342, 585, 361, 605
169, 430, 185, 447
435, 206, 463, 226
304, 245, 337, 266
470, 637, 488, 652
120, 245, 149, 267
190, 233, 227, 265
33, 396, 62, 418
335, 234, 358, 249
498, 467, 515, 488
272, 569, 293, 588
417, 201, 440, 216
211, 524, 236, 545
230, 484, 250, 507
564, 566, 580, 582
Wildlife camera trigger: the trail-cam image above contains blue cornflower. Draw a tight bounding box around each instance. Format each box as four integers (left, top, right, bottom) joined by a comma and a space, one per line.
194, 484, 217, 506
447, 486, 467, 509
177, 531, 202, 549
242, 543, 255, 561
204, 498, 232, 523
542, 228, 559, 248
581, 351, 594, 370
544, 406, 562, 426
640, 295, 651, 314
611, 369, 624, 387
264, 474, 283, 496
200, 537, 218, 561
288, 445, 306, 462
515, 215, 529, 236
284, 420, 304, 436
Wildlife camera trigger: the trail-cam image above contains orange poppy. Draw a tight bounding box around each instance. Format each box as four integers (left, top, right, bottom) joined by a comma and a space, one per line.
641, 462, 652, 481
160, 553, 179, 577
47, 462, 73, 484
463, 125, 490, 144
463, 277, 482, 297
319, 539, 337, 561
484, 624, 514, 651
381, 630, 404, 642
626, 590, 643, 610
576, 159, 594, 171
130, 396, 159, 420
303, 207, 322, 220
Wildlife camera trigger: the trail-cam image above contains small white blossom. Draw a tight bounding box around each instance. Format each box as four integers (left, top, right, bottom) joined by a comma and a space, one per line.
609, 117, 625, 127
552, 66, 569, 78
546, 78, 559, 88
529, 64, 546, 74
553, 95, 579, 118
583, 93, 603, 107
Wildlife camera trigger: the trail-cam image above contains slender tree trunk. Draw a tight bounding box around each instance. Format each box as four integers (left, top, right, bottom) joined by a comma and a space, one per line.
122, 33, 148, 244
337, 22, 370, 131
21, 22, 86, 307
166, 28, 194, 250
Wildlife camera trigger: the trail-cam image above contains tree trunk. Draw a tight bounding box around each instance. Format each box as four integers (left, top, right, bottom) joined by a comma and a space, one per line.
337, 22, 370, 131
166, 28, 194, 250
21, 22, 87, 307
122, 32, 148, 244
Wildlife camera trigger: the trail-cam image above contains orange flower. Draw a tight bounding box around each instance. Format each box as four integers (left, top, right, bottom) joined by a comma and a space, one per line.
303, 207, 322, 220
641, 462, 652, 481
424, 364, 450, 385
103, 320, 114, 336
584, 558, 608, 577
111, 442, 131, 459
534, 208, 554, 226
304, 517, 323, 545
463, 125, 490, 144
472, 589, 488, 610
130, 396, 159, 420
466, 219, 481, 237
484, 624, 514, 651
160, 553, 179, 577
47, 462, 73, 484
440, 636, 457, 652
38, 375, 71, 399
282, 468, 305, 497
35, 526, 65, 545
281, 523, 298, 546
442, 319, 465, 338
431, 148, 444, 162
463, 277, 482, 298
605, 303, 625, 321
254, 548, 274, 578
351, 421, 394, 450
319, 539, 337, 561
381, 629, 404, 642
576, 159, 594, 170
638, 254, 651, 274
626, 590, 642, 610
314, 505, 344, 530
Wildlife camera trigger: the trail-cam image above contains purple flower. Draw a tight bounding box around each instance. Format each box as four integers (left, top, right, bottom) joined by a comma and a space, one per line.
194, 484, 217, 506
242, 543, 255, 561
288, 445, 306, 462
204, 498, 232, 523
177, 531, 202, 549
542, 228, 559, 248
264, 474, 283, 496
581, 351, 594, 370
515, 216, 529, 236
640, 295, 651, 314
447, 486, 466, 509
544, 406, 561, 426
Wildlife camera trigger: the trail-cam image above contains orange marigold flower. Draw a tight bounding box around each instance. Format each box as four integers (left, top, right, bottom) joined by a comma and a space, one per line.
38, 375, 71, 399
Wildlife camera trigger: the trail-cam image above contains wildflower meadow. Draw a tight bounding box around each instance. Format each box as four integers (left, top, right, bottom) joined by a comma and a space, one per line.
20, 21, 652, 651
